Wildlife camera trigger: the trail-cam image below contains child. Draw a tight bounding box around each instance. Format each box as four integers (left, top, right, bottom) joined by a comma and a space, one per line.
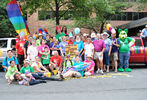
41, 47, 50, 69
14, 73, 46, 86
62, 54, 74, 73
5, 60, 18, 84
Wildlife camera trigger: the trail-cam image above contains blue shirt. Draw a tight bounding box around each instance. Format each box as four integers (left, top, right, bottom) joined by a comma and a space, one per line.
111, 38, 120, 53
104, 38, 112, 52
2, 56, 19, 71
49, 42, 59, 48
59, 42, 68, 53
142, 29, 147, 37
73, 41, 84, 52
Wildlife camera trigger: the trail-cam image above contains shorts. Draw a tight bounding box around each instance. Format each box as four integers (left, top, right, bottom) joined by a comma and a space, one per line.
49, 64, 59, 70
110, 52, 118, 61
94, 51, 103, 60
43, 64, 49, 67
17, 54, 24, 65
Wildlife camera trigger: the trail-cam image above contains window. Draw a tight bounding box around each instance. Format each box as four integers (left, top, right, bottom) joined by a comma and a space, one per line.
11, 39, 16, 48
0, 40, 7, 48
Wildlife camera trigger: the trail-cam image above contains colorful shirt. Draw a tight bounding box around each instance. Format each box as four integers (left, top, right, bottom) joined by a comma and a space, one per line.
2, 56, 19, 71
5, 65, 17, 79
56, 32, 65, 42
15, 41, 26, 55
142, 28, 147, 37
73, 41, 84, 52
103, 38, 112, 52
59, 41, 68, 53
36, 39, 41, 46
32, 62, 43, 73
84, 60, 95, 75
111, 38, 120, 53
50, 55, 62, 67
41, 52, 50, 65
93, 39, 106, 52
119, 37, 133, 53
38, 45, 50, 57
20, 66, 34, 74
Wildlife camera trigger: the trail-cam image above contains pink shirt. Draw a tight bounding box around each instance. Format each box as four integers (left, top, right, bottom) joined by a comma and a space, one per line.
38, 45, 49, 57
92, 39, 106, 52
84, 60, 95, 75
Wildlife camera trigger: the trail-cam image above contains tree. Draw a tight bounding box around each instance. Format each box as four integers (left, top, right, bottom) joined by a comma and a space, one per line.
20, 0, 89, 25
0, 0, 16, 37
74, 0, 146, 33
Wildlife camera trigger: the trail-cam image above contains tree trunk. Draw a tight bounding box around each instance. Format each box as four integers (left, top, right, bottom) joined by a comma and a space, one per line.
55, 0, 60, 25
100, 22, 104, 33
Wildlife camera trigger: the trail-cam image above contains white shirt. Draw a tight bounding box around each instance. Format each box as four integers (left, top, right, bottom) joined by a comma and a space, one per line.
84, 43, 94, 56
27, 45, 38, 61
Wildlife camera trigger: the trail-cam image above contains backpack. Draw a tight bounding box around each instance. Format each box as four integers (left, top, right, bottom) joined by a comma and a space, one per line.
65, 60, 73, 67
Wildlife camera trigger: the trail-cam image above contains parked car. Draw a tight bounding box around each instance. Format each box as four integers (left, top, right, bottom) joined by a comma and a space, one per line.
129, 37, 147, 65
0, 38, 16, 68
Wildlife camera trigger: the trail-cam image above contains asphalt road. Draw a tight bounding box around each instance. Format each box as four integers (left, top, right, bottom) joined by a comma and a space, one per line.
0, 66, 147, 100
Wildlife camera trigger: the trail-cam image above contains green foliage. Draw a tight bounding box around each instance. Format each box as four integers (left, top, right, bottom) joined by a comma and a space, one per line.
0, 0, 16, 38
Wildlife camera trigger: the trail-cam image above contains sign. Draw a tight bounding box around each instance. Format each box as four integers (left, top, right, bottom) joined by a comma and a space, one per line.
65, 45, 78, 58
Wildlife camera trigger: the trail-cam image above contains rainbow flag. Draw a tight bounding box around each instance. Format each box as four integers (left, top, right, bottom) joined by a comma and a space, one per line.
6, 0, 29, 36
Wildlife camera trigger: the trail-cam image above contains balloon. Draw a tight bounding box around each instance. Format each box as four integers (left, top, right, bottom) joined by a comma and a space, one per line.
33, 36, 36, 39
106, 24, 111, 30
74, 28, 80, 34
20, 31, 25, 37
111, 28, 116, 34
109, 27, 112, 31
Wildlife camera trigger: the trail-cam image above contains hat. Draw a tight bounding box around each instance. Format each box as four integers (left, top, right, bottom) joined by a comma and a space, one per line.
102, 32, 109, 37
91, 33, 96, 38
83, 33, 87, 37
38, 33, 43, 36
145, 25, 147, 28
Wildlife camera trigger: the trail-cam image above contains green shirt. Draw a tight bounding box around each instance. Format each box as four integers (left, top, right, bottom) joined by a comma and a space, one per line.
6, 65, 17, 78
20, 65, 34, 74
41, 52, 50, 64
56, 32, 65, 42
36, 39, 41, 46
119, 37, 133, 53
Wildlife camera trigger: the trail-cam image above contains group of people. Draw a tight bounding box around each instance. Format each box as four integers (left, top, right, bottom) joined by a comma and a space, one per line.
2, 24, 139, 86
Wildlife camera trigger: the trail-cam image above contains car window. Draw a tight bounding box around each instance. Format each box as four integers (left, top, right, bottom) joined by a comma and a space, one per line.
0, 40, 7, 48
11, 39, 16, 48
135, 39, 142, 46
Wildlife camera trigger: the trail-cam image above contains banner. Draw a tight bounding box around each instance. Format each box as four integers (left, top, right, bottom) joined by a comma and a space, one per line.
65, 45, 78, 58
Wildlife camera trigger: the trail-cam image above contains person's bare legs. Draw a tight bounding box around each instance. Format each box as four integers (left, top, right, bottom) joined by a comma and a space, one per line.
114, 60, 118, 72
99, 60, 104, 75
96, 59, 100, 73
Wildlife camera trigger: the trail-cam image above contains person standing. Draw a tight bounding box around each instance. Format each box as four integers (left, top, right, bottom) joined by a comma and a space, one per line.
15, 35, 26, 70
110, 33, 120, 72
101, 32, 112, 73
59, 36, 68, 57
56, 29, 65, 42
93, 34, 105, 75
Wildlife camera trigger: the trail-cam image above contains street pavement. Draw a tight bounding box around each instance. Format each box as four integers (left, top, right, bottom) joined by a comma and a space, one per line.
0, 67, 147, 100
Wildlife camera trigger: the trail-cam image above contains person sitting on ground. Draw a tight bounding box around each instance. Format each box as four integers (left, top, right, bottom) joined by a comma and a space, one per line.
84, 54, 95, 76
20, 59, 63, 82
49, 51, 62, 75
72, 51, 82, 63
32, 56, 49, 73
2, 50, 19, 72
62, 54, 74, 74
5, 60, 18, 84
41, 47, 50, 69
62, 56, 89, 78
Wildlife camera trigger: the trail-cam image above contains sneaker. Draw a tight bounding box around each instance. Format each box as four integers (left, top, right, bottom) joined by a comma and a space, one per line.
99, 70, 104, 75
96, 69, 100, 73
41, 80, 47, 83
106, 70, 109, 73
59, 74, 64, 81
115, 70, 117, 73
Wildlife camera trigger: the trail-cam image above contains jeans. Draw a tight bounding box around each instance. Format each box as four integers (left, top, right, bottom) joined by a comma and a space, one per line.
29, 79, 44, 85
32, 73, 60, 81
103, 51, 110, 66
119, 52, 130, 69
